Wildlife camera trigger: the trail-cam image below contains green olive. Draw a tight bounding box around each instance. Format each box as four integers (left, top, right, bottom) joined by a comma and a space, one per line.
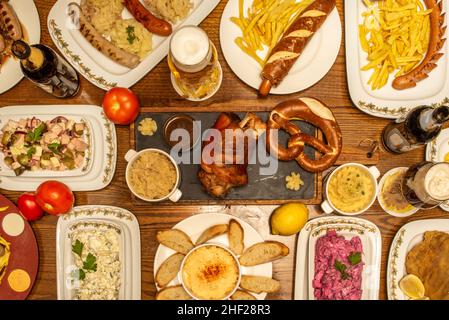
62, 157, 75, 169
4, 157, 13, 167
1, 132, 12, 146
14, 167, 25, 176
42, 151, 52, 160
17, 154, 30, 166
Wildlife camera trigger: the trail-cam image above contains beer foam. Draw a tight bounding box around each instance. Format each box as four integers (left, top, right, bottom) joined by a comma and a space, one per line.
170, 26, 210, 66
425, 163, 449, 201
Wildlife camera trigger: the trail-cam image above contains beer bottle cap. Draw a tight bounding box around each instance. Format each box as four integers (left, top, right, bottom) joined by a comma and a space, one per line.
11, 40, 31, 60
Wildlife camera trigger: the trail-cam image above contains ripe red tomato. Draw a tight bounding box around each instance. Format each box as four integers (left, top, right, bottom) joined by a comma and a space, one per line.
35, 181, 74, 215
17, 193, 44, 221
102, 87, 140, 125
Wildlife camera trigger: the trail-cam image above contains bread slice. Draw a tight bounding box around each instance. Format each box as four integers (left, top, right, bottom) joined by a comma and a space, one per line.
195, 224, 229, 245
239, 241, 289, 266
155, 253, 184, 288
156, 285, 191, 300
228, 219, 244, 255
240, 275, 280, 294
230, 290, 257, 300
156, 229, 194, 255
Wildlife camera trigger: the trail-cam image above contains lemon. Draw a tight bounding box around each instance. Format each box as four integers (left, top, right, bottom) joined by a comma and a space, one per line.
270, 203, 309, 236
399, 274, 426, 299
444, 152, 449, 163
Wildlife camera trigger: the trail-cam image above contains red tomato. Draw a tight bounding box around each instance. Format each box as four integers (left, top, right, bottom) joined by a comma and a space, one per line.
17, 193, 44, 221
102, 87, 140, 125
35, 181, 74, 215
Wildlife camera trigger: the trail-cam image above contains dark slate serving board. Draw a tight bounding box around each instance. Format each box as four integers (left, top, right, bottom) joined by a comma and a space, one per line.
133, 112, 319, 204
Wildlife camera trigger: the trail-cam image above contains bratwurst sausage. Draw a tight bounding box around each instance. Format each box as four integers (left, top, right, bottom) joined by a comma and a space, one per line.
124, 0, 172, 37
0, 0, 23, 41
68, 3, 140, 69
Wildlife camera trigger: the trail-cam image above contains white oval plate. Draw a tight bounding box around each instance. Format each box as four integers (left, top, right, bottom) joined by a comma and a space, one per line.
0, 0, 41, 95
294, 216, 381, 300
377, 167, 419, 218
308, 223, 381, 300
154, 213, 273, 300
387, 219, 449, 300
0, 105, 117, 191
47, 0, 220, 90
345, 0, 449, 119
426, 128, 449, 212
220, 0, 342, 95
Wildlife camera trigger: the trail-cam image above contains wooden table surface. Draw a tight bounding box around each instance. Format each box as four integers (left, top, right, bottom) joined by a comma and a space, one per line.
1, 0, 447, 300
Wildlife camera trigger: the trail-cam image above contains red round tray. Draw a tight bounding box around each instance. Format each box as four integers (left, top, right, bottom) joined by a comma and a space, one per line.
0, 194, 39, 300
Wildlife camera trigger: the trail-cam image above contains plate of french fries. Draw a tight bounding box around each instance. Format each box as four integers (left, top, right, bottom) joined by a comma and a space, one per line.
346, 0, 448, 119
220, 0, 342, 94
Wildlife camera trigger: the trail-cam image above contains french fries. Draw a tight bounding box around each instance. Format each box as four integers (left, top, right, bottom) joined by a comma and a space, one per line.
359, 0, 432, 90
231, 0, 314, 67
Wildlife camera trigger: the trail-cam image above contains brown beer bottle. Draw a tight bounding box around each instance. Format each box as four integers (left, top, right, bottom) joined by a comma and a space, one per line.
382, 105, 449, 154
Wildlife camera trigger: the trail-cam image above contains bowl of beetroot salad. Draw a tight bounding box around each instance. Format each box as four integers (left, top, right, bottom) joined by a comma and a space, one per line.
312, 230, 364, 300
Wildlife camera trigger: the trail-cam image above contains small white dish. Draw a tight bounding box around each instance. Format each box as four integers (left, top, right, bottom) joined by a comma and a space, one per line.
47, 0, 221, 90
220, 0, 342, 95
154, 213, 272, 300
321, 163, 380, 216
124, 148, 182, 202
0, 105, 117, 191
56, 205, 141, 300
294, 216, 381, 300
387, 219, 449, 300
0, 0, 41, 95
377, 167, 419, 217
345, 0, 449, 119
307, 223, 381, 300
180, 243, 241, 300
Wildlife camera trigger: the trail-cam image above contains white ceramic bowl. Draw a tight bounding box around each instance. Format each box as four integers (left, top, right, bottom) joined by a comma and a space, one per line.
180, 243, 241, 300
321, 163, 380, 216
125, 148, 182, 203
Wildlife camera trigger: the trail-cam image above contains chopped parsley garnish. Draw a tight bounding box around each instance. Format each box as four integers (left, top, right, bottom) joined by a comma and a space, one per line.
348, 252, 362, 266
48, 142, 61, 154
27, 146, 36, 157
126, 25, 137, 44
71, 239, 97, 280
26, 123, 46, 143
334, 260, 350, 280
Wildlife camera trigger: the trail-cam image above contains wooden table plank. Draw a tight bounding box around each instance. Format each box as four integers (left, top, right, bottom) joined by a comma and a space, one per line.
0, 0, 447, 300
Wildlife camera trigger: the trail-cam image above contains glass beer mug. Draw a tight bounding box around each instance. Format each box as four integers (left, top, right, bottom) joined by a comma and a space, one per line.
168, 26, 222, 101
401, 161, 449, 209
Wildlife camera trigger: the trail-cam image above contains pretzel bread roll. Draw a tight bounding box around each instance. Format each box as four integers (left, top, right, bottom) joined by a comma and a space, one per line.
259, 0, 336, 96
266, 98, 342, 173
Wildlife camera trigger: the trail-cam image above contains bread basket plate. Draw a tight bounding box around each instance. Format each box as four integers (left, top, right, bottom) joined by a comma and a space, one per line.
345, 0, 449, 119
294, 216, 381, 300
56, 205, 141, 300
0, 0, 41, 95
154, 213, 273, 300
220, 0, 342, 95
387, 219, 449, 300
0, 105, 116, 192
47, 0, 220, 90
307, 223, 381, 300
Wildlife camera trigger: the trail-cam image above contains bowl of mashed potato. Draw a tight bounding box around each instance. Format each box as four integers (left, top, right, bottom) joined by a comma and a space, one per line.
321, 163, 380, 215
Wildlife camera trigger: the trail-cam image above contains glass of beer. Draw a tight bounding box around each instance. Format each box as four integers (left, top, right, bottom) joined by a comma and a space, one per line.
401, 161, 449, 209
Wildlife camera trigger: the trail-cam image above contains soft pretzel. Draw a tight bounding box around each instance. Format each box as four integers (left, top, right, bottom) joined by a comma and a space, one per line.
266, 98, 342, 173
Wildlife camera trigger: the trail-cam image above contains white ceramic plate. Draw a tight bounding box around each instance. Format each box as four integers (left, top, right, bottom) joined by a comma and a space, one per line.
345, 0, 449, 119
47, 0, 221, 90
0, 0, 41, 95
220, 0, 342, 94
307, 223, 381, 300
154, 213, 273, 300
426, 129, 449, 212
387, 219, 449, 300
377, 167, 419, 217
56, 206, 141, 300
0, 105, 117, 191
295, 216, 381, 300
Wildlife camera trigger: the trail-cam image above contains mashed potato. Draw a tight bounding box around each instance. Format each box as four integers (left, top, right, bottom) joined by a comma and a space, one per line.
144, 0, 193, 23
109, 19, 153, 59
85, 0, 124, 35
